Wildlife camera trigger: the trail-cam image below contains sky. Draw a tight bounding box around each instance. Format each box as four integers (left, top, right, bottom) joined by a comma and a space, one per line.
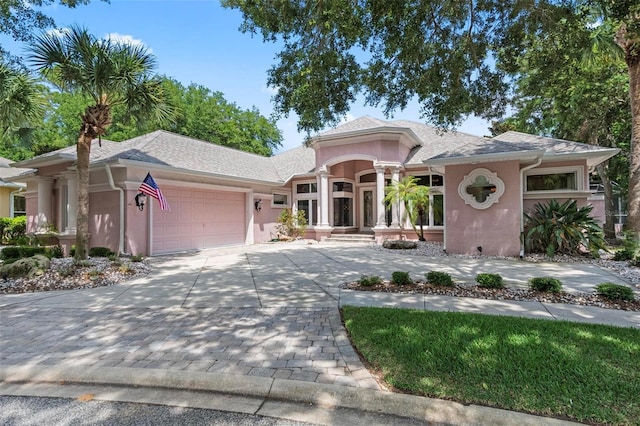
2, 0, 493, 153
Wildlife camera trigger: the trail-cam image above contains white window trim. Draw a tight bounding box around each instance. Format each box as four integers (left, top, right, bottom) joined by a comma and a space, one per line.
458, 168, 505, 210
524, 165, 585, 195
408, 173, 445, 228
294, 180, 318, 195
271, 191, 290, 208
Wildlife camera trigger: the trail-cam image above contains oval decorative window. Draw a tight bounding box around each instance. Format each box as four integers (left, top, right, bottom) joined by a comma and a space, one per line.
457, 168, 505, 210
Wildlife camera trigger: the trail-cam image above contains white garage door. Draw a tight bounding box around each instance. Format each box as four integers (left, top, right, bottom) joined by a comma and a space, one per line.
152, 187, 246, 254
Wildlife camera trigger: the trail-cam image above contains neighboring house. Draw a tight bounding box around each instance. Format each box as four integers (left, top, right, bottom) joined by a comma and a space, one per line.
0, 156, 29, 218
9, 116, 618, 257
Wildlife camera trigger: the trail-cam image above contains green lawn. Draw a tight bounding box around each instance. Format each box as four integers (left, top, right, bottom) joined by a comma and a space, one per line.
342, 307, 640, 425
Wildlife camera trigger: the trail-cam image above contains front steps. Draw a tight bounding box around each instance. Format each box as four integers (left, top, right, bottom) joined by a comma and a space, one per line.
325, 234, 375, 244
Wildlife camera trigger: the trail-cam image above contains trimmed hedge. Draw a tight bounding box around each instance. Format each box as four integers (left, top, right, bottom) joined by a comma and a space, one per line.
89, 247, 115, 257
476, 273, 504, 289
596, 283, 635, 301
529, 277, 563, 293
425, 271, 454, 287
391, 271, 412, 286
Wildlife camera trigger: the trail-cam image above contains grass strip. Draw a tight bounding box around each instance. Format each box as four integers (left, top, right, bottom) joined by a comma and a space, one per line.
342, 307, 640, 425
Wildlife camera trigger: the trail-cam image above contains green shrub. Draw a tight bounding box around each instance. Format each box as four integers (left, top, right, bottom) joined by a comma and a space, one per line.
70, 245, 76, 257
118, 263, 133, 274
425, 271, 454, 287
44, 245, 64, 259
4, 216, 26, 244
630, 257, 640, 267
0, 246, 47, 260
129, 255, 143, 262
596, 283, 635, 301
476, 273, 504, 289
1, 246, 21, 260
89, 246, 114, 257
613, 248, 636, 261
529, 277, 563, 293
107, 254, 119, 262
524, 199, 606, 258
391, 271, 412, 286
276, 207, 308, 239
358, 275, 383, 287
74, 259, 91, 268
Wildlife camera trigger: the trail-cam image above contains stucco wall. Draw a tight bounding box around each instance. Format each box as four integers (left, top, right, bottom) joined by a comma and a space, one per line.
89, 190, 120, 252
315, 138, 411, 168
125, 189, 149, 256
445, 161, 522, 256
253, 199, 281, 243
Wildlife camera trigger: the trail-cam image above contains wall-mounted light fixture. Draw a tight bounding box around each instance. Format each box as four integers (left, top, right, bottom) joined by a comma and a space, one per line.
135, 192, 147, 211
254, 199, 262, 211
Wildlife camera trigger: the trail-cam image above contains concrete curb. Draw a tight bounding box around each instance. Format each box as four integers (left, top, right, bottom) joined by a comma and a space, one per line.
1, 364, 582, 426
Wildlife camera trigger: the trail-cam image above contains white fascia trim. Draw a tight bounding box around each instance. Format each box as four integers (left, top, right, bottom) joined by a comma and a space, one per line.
11, 153, 76, 168
282, 172, 317, 183
540, 149, 620, 168
426, 150, 546, 166
105, 159, 285, 187
311, 126, 422, 150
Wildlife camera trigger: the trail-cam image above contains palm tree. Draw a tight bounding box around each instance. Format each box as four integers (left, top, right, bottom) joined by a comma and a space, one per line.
384, 176, 431, 241
28, 26, 172, 259
0, 61, 45, 145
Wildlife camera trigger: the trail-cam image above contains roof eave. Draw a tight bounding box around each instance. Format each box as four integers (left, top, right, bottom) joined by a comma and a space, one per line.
110, 159, 285, 187
425, 150, 546, 166
11, 153, 76, 168
312, 126, 422, 150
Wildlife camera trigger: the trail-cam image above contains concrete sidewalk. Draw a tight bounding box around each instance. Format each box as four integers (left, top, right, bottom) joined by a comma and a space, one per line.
1, 242, 637, 425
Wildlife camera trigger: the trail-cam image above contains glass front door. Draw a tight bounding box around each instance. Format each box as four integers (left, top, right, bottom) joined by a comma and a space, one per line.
360, 187, 376, 231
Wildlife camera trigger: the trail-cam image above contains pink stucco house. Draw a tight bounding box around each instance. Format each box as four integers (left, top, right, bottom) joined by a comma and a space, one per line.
8, 116, 618, 257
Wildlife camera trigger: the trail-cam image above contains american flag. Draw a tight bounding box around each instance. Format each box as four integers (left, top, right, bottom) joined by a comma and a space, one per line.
139, 172, 170, 211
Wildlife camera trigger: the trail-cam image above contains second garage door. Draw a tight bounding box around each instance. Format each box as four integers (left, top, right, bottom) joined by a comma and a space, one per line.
152, 187, 246, 254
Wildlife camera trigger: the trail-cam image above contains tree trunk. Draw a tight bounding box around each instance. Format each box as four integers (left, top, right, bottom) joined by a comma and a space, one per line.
595, 162, 616, 240
618, 25, 640, 240
75, 135, 91, 260
627, 58, 640, 240
418, 210, 426, 241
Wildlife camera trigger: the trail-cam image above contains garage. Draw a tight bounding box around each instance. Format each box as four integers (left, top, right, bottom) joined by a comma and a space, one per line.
152, 186, 246, 254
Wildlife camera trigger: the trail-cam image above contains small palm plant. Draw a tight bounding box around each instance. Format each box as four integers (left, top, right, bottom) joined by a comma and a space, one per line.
384, 176, 431, 241
524, 199, 606, 257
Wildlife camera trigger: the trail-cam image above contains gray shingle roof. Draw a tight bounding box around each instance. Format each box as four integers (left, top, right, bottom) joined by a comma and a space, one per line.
429, 130, 617, 163
270, 145, 316, 180
0, 156, 33, 186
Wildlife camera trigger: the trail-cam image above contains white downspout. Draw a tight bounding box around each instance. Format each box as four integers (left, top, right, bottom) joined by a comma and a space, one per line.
9, 187, 24, 217
520, 156, 543, 258
104, 164, 125, 254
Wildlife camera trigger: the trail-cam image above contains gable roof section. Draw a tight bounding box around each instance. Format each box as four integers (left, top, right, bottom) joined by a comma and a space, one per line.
427, 131, 619, 167
10, 131, 309, 185
0, 156, 33, 187
270, 145, 316, 180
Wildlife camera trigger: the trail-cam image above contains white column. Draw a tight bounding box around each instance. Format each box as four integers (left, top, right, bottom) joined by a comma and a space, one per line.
36, 177, 53, 231
375, 166, 386, 228
391, 166, 400, 227
318, 170, 330, 227
316, 174, 322, 226
66, 175, 77, 232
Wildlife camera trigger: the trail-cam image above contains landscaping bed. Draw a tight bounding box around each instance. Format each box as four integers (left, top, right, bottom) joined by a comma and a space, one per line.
343, 280, 640, 311
0, 256, 151, 294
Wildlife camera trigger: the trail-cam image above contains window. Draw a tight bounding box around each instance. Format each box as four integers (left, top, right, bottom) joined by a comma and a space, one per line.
406, 174, 444, 227
12, 195, 25, 217
332, 181, 353, 192
297, 199, 318, 226
272, 192, 289, 207
432, 193, 444, 226
527, 172, 577, 191
359, 173, 376, 183
458, 168, 505, 210
296, 183, 317, 193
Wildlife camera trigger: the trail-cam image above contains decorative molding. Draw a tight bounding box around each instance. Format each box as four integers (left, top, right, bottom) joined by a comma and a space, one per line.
458, 168, 505, 210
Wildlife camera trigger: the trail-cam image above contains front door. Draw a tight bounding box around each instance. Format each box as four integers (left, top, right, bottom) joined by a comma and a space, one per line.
359, 187, 376, 232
